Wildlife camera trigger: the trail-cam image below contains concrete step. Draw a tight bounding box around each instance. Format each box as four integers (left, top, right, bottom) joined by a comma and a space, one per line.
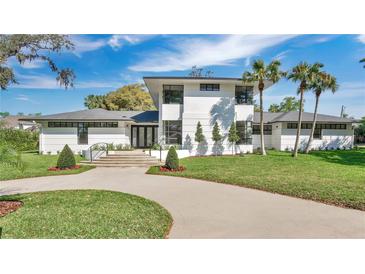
81, 160, 160, 165
100, 155, 153, 159
80, 162, 161, 168
94, 159, 159, 163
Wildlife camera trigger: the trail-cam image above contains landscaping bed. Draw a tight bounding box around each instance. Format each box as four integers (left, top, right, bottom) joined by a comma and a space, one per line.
0, 190, 173, 239
0, 152, 94, 181
0, 201, 23, 217
147, 149, 365, 211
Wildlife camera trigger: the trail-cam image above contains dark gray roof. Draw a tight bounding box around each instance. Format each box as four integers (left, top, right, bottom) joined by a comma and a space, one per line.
20, 109, 158, 123
253, 111, 353, 124
119, 111, 159, 123
143, 76, 242, 81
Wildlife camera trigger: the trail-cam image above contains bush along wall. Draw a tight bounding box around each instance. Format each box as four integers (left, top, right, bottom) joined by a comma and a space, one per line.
57, 145, 76, 169
0, 129, 38, 151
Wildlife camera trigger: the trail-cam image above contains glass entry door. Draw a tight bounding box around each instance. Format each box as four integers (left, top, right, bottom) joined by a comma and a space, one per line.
131, 125, 158, 148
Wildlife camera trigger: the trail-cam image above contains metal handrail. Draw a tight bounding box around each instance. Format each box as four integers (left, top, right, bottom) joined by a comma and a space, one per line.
87, 142, 109, 162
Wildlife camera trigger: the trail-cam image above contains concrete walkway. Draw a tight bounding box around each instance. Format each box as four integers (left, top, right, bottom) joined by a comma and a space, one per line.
1, 167, 364, 238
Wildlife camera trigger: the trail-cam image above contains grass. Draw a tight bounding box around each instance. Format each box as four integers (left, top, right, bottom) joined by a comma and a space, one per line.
0, 151, 94, 181
0, 190, 172, 239
148, 149, 365, 211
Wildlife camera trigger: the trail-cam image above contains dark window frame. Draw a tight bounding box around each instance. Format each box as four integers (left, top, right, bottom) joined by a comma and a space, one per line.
77, 122, 88, 145
163, 120, 182, 145
48, 121, 118, 128
236, 120, 252, 145
252, 124, 272, 135
235, 85, 254, 104
163, 85, 184, 104
200, 84, 220, 91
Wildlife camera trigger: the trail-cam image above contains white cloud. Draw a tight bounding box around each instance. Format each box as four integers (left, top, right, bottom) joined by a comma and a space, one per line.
16, 74, 61, 89
20, 59, 45, 69
273, 50, 290, 61
72, 36, 107, 57
129, 34, 296, 72
357, 34, 365, 44
14, 73, 120, 89
107, 35, 152, 50
15, 94, 39, 104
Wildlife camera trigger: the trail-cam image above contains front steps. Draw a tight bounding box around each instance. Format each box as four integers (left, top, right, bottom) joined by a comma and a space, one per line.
80, 150, 162, 168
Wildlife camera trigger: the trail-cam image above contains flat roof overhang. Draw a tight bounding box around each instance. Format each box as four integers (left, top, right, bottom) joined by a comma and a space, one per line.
143, 77, 273, 106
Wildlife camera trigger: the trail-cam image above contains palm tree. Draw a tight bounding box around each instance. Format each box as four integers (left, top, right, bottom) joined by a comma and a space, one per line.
304, 72, 338, 153
242, 59, 286, 156
360, 58, 365, 68
287, 62, 323, 157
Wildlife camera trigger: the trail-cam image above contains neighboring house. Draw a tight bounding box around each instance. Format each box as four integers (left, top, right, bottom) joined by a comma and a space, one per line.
0, 115, 39, 131
20, 76, 354, 156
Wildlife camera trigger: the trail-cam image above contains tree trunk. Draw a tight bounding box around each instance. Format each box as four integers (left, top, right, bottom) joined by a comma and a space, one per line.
305, 94, 320, 154
292, 88, 304, 157
259, 87, 266, 156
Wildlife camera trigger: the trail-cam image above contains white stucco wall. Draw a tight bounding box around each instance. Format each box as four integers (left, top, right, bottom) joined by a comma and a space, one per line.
39, 121, 132, 154
280, 123, 353, 151
159, 82, 254, 155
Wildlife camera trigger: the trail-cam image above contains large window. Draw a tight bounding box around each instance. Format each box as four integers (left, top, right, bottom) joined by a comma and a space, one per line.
163, 120, 182, 145
252, 124, 272, 135
163, 85, 184, 104
77, 123, 88, 145
48, 122, 118, 128
236, 121, 252, 144
235, 86, 254, 104
200, 84, 220, 91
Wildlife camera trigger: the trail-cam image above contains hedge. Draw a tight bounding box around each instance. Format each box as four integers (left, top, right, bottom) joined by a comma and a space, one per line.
0, 129, 38, 151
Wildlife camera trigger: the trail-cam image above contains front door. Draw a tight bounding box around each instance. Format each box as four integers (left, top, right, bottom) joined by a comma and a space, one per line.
131, 125, 158, 148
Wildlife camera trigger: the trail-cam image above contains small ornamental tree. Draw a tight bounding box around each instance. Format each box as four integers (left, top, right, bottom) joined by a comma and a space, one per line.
194, 121, 205, 144
228, 122, 240, 155
165, 146, 179, 170
57, 144, 76, 168
212, 122, 222, 156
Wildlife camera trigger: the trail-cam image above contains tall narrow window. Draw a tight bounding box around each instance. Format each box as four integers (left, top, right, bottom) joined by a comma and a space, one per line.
77, 123, 88, 144
163, 85, 184, 104
235, 86, 254, 104
163, 120, 182, 145
236, 121, 252, 144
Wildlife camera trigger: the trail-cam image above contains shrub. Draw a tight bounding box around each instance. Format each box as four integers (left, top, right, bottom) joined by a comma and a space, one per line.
57, 145, 76, 168
0, 129, 38, 151
165, 146, 179, 170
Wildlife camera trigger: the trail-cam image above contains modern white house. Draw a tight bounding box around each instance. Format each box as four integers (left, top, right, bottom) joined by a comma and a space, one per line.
21, 77, 354, 158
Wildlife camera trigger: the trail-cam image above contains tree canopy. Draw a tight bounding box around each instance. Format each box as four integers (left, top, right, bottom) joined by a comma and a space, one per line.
268, 96, 303, 112
84, 84, 156, 111
0, 34, 75, 90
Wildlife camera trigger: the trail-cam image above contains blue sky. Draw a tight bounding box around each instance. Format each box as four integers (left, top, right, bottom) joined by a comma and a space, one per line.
1, 34, 364, 118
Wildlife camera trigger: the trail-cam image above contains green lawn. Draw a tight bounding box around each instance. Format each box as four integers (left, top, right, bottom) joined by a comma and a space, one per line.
0, 190, 172, 239
0, 152, 94, 181
148, 149, 365, 211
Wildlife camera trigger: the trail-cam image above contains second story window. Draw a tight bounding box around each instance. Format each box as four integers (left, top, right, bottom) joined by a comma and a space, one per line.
163, 85, 184, 104
235, 86, 253, 104
200, 84, 220, 91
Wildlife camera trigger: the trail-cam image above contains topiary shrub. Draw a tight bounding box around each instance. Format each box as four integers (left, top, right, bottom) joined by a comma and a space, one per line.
57, 144, 76, 168
165, 146, 179, 170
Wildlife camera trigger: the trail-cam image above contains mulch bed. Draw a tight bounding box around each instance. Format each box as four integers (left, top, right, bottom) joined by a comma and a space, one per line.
159, 166, 186, 172
48, 165, 81, 171
0, 201, 23, 217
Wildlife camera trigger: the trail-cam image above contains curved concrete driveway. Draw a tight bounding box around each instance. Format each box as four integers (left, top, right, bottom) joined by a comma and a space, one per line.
1, 167, 364, 238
